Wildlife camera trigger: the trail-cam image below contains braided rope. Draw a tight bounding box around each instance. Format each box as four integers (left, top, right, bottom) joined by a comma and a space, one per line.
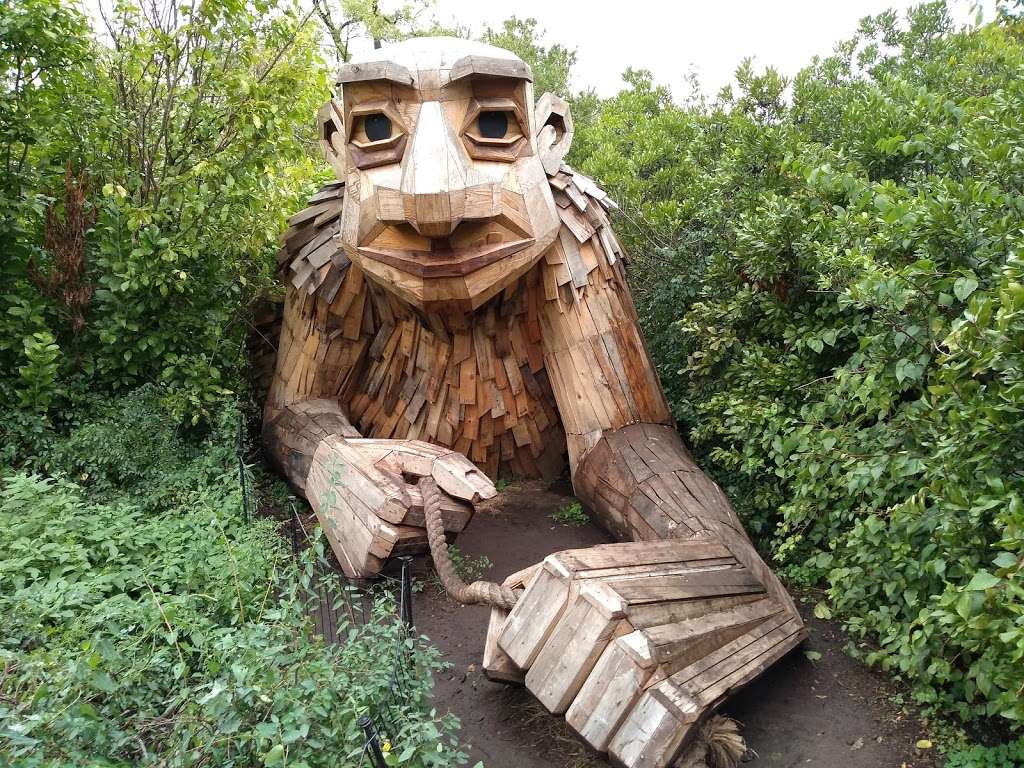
419, 476, 519, 610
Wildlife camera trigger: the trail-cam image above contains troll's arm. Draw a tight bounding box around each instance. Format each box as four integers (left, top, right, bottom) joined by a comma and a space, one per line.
538, 169, 797, 612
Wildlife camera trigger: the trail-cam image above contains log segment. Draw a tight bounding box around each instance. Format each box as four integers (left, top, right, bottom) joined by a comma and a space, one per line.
573, 422, 800, 619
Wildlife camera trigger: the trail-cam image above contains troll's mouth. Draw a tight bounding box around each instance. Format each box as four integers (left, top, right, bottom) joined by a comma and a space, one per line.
357, 237, 534, 278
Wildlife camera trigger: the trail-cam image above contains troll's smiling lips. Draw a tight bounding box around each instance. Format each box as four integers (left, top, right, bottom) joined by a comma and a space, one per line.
357, 224, 535, 279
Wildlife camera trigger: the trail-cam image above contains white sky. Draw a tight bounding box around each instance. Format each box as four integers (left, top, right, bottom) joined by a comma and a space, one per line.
425, 0, 997, 98
81, 0, 1000, 99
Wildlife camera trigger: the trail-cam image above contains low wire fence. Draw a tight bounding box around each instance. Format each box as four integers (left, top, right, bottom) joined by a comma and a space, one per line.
236, 417, 420, 768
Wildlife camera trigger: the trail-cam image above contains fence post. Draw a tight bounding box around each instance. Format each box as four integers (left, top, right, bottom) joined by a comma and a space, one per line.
236, 415, 249, 524
358, 716, 388, 768
288, 495, 299, 558
399, 555, 414, 632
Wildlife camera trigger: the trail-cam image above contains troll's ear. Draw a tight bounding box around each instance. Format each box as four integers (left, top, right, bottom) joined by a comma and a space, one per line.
534, 93, 574, 175
317, 100, 347, 179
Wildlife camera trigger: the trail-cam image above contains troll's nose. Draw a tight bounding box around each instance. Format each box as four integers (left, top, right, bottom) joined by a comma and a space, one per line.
400, 102, 473, 238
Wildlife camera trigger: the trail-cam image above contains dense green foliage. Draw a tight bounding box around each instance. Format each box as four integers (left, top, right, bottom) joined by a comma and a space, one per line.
570, 3, 1024, 727
0, 390, 463, 766
946, 737, 1024, 768
0, 0, 328, 450
0, 5, 471, 760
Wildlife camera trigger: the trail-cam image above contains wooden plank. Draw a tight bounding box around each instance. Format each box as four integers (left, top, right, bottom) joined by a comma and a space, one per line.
482, 564, 541, 683
565, 630, 654, 752
555, 540, 733, 575
307, 454, 376, 578
498, 560, 573, 669
606, 612, 800, 768
525, 581, 629, 714
483, 606, 522, 683
558, 228, 590, 289
559, 204, 597, 243
625, 592, 765, 631
606, 683, 690, 768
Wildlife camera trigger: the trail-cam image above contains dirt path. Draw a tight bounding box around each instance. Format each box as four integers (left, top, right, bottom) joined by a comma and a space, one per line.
412, 479, 940, 768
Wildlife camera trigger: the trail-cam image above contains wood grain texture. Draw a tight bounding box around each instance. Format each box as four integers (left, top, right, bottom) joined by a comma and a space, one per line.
482, 563, 540, 683
573, 422, 801, 620
262, 398, 360, 492
304, 435, 487, 578
266, 165, 661, 483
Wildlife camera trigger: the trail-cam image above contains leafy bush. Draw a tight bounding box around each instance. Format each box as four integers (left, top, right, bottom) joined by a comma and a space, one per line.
43, 385, 197, 488
0, 396, 465, 767
945, 738, 1024, 768
571, 2, 1024, 726
0, 0, 329, 441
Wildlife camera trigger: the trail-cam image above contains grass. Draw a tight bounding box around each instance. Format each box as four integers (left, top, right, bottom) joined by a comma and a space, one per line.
551, 501, 589, 526
429, 544, 493, 597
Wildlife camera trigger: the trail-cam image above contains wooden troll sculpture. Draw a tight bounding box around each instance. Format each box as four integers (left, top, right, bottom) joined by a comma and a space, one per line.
263, 37, 805, 768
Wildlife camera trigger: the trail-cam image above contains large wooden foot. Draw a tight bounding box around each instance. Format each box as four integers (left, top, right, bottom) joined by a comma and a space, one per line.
483, 541, 806, 768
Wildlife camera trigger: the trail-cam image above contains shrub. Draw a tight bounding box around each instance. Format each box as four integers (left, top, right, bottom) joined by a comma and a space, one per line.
0, 405, 465, 766
572, 2, 1024, 725
0, 0, 329, 437
43, 384, 196, 488
945, 738, 1024, 768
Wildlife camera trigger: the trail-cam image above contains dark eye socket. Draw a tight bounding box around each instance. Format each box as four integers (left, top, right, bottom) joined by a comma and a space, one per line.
477, 111, 509, 139
363, 113, 392, 142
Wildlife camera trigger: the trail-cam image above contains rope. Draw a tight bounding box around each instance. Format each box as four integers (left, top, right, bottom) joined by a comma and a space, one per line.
676, 716, 747, 768
419, 477, 520, 610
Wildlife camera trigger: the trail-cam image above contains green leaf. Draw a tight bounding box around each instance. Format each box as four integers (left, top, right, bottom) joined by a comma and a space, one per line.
992, 552, 1018, 569
953, 276, 978, 302
263, 744, 284, 766
398, 745, 416, 761
965, 570, 1000, 591
813, 602, 832, 619
90, 672, 116, 693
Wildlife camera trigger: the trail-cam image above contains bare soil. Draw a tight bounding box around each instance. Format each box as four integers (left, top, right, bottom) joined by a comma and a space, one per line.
410, 479, 942, 768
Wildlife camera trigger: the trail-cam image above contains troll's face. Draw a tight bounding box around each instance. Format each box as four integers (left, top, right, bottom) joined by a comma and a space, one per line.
321, 38, 572, 313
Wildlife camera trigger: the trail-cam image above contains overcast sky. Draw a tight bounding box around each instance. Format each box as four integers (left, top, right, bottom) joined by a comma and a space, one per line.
425, 0, 997, 98
82, 0, 999, 98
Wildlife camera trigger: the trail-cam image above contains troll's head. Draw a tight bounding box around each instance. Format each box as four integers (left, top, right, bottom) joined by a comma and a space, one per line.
320, 37, 573, 313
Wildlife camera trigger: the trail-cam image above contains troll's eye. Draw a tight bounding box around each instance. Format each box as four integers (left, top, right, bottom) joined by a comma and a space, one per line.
361, 113, 392, 142
461, 100, 526, 161
347, 103, 407, 169
477, 111, 509, 140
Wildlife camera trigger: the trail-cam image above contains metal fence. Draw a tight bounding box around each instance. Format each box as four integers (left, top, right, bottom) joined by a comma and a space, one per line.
236, 416, 420, 768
